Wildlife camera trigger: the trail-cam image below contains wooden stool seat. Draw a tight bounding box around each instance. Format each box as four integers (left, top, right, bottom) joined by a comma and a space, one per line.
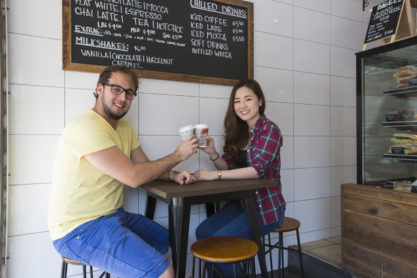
191, 236, 258, 277
276, 217, 300, 232
191, 236, 258, 263
62, 255, 82, 264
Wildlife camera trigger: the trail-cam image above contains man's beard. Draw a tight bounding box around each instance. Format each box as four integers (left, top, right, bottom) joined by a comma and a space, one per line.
102, 98, 127, 120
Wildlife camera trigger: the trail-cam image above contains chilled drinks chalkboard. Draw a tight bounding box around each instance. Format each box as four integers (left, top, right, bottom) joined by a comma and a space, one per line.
364, 0, 404, 43
63, 0, 253, 85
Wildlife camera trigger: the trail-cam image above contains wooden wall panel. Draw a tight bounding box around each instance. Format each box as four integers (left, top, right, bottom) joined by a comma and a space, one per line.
343, 193, 417, 225
342, 184, 417, 278
343, 254, 397, 278
343, 211, 417, 254
342, 184, 417, 206
343, 239, 417, 278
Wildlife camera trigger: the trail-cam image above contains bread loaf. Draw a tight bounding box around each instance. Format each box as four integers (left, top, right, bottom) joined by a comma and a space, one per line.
389, 144, 417, 154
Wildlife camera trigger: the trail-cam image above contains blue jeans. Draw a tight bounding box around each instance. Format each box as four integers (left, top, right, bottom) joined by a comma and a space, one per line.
196, 201, 285, 278
53, 208, 170, 278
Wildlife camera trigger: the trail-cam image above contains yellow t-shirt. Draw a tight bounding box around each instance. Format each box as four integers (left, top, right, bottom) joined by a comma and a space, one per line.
48, 110, 140, 240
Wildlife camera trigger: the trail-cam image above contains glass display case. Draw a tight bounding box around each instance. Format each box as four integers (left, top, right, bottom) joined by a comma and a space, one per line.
357, 36, 417, 187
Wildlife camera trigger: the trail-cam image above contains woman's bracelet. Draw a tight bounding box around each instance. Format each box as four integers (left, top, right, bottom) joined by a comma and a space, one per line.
210, 152, 220, 161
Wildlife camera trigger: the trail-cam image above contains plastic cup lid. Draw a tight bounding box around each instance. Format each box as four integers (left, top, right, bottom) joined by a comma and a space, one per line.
179, 125, 194, 133
194, 124, 208, 129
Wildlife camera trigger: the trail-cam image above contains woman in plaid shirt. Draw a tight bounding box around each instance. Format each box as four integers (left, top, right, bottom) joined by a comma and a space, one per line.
194, 79, 286, 277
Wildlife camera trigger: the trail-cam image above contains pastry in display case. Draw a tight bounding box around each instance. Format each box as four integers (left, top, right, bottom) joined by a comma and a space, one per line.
356, 36, 417, 189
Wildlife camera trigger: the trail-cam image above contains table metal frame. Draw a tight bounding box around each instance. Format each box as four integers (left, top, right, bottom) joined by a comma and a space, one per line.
143, 179, 272, 278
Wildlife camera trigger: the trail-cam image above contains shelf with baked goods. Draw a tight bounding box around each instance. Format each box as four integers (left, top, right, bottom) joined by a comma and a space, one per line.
382, 121, 417, 129
364, 176, 417, 188
357, 36, 417, 185
383, 153, 417, 161
383, 85, 417, 97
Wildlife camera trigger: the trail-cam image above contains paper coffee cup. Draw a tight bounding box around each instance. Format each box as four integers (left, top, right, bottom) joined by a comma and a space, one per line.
194, 124, 209, 148
178, 125, 195, 140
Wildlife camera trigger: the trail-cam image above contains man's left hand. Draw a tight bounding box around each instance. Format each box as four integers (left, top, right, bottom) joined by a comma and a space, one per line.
174, 171, 197, 185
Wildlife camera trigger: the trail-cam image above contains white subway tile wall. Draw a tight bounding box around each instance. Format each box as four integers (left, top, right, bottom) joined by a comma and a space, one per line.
294, 137, 332, 168
294, 39, 331, 75
7, 0, 62, 39
294, 104, 331, 136
255, 66, 294, 103
294, 7, 330, 44
331, 16, 364, 49
281, 136, 294, 170
200, 98, 229, 135
294, 0, 331, 13
294, 72, 330, 105
267, 102, 294, 136
255, 32, 293, 69
294, 167, 332, 200
65, 71, 99, 89
331, 76, 356, 107
8, 34, 64, 87
65, 88, 96, 124
331, 0, 363, 21
254, 1, 293, 37
7, 0, 368, 276
9, 85, 65, 134
331, 106, 356, 136
331, 46, 357, 78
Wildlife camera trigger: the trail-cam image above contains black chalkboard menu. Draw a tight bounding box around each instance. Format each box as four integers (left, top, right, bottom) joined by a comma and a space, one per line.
63, 0, 253, 85
364, 0, 404, 43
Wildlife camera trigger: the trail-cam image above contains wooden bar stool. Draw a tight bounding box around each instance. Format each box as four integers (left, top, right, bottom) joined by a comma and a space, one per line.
191, 236, 258, 278
263, 217, 305, 278
61, 256, 110, 278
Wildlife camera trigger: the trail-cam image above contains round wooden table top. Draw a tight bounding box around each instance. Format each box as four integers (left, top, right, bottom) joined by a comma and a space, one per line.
276, 217, 300, 232
191, 236, 258, 263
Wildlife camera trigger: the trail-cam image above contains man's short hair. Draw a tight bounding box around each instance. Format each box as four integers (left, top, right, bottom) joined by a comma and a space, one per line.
94, 65, 139, 99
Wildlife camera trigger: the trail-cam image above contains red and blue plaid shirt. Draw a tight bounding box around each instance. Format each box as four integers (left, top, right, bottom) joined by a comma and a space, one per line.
223, 114, 286, 225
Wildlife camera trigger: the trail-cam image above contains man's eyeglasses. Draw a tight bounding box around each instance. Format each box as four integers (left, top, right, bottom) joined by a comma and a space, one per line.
103, 83, 137, 100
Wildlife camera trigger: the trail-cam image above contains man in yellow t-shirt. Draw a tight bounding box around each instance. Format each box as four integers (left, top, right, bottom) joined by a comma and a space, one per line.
48, 65, 198, 278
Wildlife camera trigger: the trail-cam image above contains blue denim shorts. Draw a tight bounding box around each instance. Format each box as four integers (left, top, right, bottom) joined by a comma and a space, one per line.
53, 208, 170, 278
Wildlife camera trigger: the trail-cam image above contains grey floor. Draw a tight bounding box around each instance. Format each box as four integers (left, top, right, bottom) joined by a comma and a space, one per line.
300, 236, 341, 268
265, 236, 343, 278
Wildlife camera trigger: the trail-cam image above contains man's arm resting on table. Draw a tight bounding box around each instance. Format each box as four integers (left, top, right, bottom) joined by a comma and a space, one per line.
130, 146, 171, 181
130, 146, 195, 185
85, 145, 186, 188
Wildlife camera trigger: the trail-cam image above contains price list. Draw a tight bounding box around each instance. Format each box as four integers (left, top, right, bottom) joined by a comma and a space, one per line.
364, 0, 403, 43
65, 0, 253, 84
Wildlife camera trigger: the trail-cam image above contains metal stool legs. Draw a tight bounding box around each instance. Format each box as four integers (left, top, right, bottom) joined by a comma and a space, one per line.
278, 232, 284, 278
61, 260, 93, 278
99, 271, 111, 278
60, 260, 67, 278
61, 259, 110, 278
264, 228, 305, 278
192, 256, 256, 278
295, 228, 305, 278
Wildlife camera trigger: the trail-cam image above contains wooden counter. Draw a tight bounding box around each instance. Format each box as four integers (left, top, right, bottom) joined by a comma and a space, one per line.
342, 183, 417, 278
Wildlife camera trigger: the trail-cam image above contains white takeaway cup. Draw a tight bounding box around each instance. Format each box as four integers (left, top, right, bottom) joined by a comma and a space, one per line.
178, 125, 195, 140
194, 124, 209, 148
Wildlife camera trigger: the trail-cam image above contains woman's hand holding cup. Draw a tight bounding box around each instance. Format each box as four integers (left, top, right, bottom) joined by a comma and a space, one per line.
200, 136, 218, 160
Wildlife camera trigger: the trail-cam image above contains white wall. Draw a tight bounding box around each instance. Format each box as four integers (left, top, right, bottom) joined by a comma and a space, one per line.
6, 0, 371, 277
